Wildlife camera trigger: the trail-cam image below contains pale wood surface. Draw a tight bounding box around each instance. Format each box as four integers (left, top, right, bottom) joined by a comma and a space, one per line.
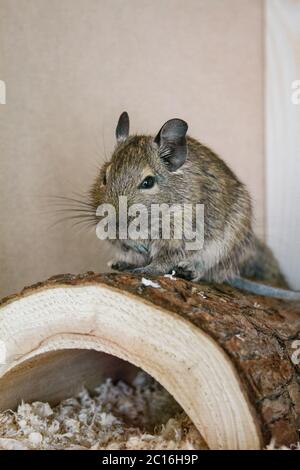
1, 272, 300, 449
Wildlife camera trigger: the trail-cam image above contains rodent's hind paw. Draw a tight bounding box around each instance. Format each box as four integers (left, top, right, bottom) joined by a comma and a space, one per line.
174, 266, 196, 281
174, 261, 202, 281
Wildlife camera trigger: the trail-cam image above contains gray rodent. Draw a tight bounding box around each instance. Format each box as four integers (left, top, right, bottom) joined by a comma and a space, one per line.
89, 111, 300, 301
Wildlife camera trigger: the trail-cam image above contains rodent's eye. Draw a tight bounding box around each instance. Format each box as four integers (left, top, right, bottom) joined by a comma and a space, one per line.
103, 173, 107, 185
139, 176, 156, 190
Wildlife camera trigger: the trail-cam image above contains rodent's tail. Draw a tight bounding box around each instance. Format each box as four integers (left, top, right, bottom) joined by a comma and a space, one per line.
227, 276, 300, 301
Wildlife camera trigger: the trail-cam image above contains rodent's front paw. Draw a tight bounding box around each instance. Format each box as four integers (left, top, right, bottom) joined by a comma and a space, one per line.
108, 260, 137, 272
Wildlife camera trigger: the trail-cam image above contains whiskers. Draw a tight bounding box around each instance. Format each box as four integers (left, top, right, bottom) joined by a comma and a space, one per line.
43, 193, 99, 233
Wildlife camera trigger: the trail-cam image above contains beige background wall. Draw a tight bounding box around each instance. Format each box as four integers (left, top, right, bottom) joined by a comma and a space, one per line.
0, 0, 264, 297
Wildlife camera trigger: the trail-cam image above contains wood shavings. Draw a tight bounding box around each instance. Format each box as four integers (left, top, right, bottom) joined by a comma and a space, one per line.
198, 292, 207, 299
235, 334, 245, 342
0, 372, 207, 450
266, 439, 300, 450
164, 271, 177, 280
141, 278, 161, 288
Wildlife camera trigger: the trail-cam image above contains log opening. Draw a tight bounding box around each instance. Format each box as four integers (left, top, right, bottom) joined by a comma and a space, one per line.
0, 272, 299, 449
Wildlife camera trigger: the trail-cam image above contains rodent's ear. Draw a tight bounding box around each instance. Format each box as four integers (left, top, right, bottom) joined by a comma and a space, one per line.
154, 119, 188, 171
116, 111, 130, 143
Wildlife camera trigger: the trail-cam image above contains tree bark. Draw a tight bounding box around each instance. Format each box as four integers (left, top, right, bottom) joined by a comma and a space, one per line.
0, 272, 299, 449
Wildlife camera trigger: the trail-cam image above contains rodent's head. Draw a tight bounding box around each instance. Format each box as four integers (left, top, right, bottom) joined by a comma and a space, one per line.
90, 112, 189, 212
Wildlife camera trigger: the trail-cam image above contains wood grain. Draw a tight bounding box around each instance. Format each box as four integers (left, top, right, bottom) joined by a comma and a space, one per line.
0, 272, 300, 449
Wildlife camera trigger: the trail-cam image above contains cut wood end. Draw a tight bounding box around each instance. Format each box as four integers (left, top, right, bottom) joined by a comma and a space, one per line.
0, 272, 299, 450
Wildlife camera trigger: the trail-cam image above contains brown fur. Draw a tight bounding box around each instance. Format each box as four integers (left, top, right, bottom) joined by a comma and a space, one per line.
89, 124, 286, 287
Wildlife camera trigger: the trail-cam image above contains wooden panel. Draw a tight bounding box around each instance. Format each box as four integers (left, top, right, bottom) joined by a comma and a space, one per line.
266, 0, 300, 288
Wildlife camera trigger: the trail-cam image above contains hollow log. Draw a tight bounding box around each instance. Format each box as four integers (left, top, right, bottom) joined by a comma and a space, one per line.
0, 272, 299, 450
